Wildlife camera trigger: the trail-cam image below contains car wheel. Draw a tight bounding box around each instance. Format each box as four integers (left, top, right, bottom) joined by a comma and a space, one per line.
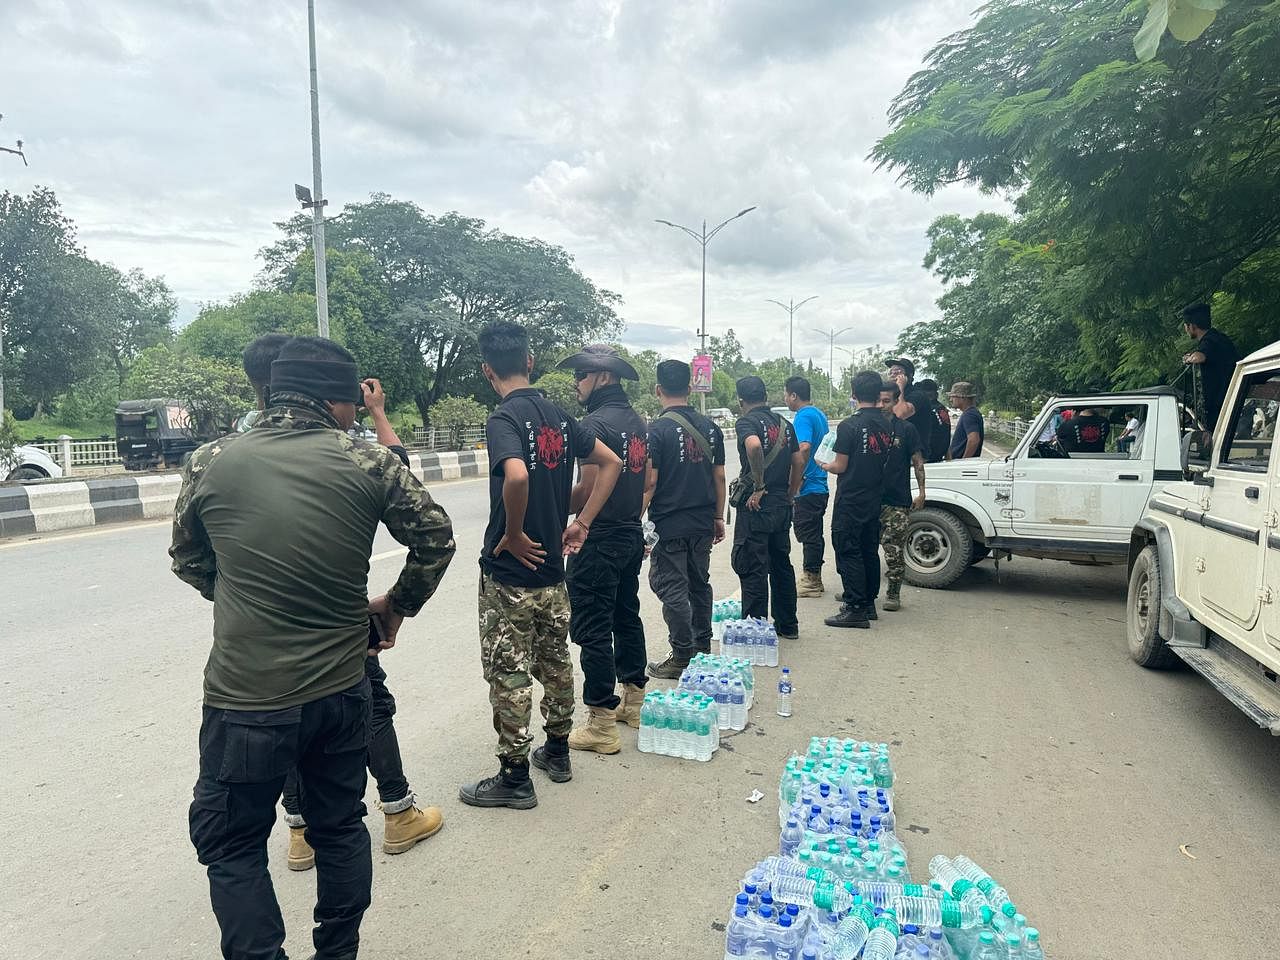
7, 465, 49, 482
1127, 544, 1179, 669
903, 507, 973, 589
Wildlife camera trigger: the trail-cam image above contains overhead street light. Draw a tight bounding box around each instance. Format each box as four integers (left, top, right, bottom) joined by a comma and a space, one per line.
654, 205, 757, 411
766, 296, 818, 369
301, 0, 330, 339
810, 325, 854, 403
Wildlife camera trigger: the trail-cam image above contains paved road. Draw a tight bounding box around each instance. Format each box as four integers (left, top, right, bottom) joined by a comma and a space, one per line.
2, 474, 1278, 960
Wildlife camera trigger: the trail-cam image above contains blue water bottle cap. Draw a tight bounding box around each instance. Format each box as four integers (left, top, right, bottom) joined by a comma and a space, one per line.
779, 916, 792, 928
903, 924, 919, 935
929, 927, 943, 941
759, 906, 773, 920
761, 891, 773, 905
734, 905, 748, 918
803, 952, 817, 960
735, 893, 749, 907
744, 884, 757, 895
786, 903, 800, 917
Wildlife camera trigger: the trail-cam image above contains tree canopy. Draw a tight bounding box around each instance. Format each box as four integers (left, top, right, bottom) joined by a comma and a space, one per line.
873, 0, 1279, 410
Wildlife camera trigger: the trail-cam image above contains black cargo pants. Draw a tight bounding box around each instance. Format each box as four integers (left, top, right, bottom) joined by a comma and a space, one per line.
731, 497, 798, 635
567, 525, 648, 709
833, 513, 882, 610
189, 678, 372, 960
281, 656, 408, 818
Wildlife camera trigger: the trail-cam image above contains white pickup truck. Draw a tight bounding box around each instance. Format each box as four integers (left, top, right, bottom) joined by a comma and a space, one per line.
905, 387, 1194, 588
1126, 339, 1279, 733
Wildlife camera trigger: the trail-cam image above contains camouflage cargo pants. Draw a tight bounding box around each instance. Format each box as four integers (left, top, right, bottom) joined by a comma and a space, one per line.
879, 505, 911, 588
478, 574, 574, 762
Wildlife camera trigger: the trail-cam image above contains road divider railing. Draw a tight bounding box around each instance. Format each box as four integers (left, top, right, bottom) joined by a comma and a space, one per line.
0, 449, 489, 540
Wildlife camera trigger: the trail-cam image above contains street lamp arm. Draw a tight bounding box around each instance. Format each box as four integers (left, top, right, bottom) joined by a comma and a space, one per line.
765, 299, 791, 312
795, 295, 819, 310
706, 205, 756, 242
654, 218, 704, 244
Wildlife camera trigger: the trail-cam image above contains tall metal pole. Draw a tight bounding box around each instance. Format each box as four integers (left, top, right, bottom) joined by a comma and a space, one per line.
307, 0, 330, 338
810, 325, 853, 403
767, 296, 817, 370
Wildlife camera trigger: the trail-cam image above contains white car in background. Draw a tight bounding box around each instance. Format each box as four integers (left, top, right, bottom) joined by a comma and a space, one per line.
3, 444, 65, 482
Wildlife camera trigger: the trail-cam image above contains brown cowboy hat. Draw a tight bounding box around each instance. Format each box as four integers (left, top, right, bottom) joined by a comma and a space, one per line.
556, 343, 639, 381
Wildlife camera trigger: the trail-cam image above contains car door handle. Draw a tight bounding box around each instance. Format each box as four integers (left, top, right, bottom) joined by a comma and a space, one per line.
1117, 474, 1141, 481
1245, 486, 1260, 500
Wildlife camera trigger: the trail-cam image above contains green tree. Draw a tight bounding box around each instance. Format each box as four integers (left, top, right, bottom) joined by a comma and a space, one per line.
426, 395, 490, 450
532, 370, 580, 411
261, 195, 623, 421
180, 290, 317, 367
124, 344, 253, 433
873, 0, 1279, 403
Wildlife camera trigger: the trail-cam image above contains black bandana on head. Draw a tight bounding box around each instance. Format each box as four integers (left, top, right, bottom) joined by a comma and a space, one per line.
269, 358, 361, 405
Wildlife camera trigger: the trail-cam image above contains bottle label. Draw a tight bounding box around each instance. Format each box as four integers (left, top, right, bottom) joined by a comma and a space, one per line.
779, 682, 792, 694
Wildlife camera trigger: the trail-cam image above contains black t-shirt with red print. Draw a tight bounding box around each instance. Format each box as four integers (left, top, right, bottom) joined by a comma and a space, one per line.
647, 405, 726, 541
1056, 414, 1111, 453
734, 406, 799, 497
577, 384, 647, 532
831, 407, 893, 527
482, 387, 595, 588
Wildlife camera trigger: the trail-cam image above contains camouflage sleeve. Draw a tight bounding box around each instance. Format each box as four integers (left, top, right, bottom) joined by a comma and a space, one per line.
168, 445, 217, 600
379, 454, 457, 617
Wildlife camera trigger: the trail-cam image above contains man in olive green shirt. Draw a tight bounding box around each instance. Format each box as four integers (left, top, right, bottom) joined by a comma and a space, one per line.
171, 336, 455, 960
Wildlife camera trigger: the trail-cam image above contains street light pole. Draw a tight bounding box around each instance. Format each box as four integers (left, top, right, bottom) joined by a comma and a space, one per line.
766, 296, 818, 369
655, 205, 757, 412
307, 0, 330, 338
810, 326, 854, 403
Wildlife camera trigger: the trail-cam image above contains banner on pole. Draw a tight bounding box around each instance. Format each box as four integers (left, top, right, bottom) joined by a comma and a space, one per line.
691, 354, 713, 393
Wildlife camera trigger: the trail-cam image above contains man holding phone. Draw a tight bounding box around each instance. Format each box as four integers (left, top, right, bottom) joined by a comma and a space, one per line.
174, 336, 456, 960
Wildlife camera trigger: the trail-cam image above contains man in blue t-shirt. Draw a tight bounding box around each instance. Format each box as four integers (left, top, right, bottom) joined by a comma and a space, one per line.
947, 381, 985, 460
784, 376, 830, 598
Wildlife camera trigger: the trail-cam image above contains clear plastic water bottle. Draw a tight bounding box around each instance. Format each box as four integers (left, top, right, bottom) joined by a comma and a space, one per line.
861, 913, 901, 960
770, 876, 855, 913
927, 856, 985, 907
971, 932, 1000, 960
1004, 933, 1024, 959
1023, 929, 1044, 960
889, 896, 985, 930
723, 904, 751, 959
643, 520, 659, 553
950, 855, 1017, 918
814, 429, 838, 466
777, 668, 793, 717
764, 625, 779, 667
715, 678, 731, 730
826, 901, 874, 960
927, 926, 953, 960
637, 695, 654, 753
730, 678, 746, 730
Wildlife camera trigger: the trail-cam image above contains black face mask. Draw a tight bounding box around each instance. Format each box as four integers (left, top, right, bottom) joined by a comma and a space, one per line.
269, 359, 361, 404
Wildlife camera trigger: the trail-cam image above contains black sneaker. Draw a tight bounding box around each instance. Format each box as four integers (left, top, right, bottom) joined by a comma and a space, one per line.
647, 652, 691, 679
866, 601, 878, 621
824, 606, 871, 629
458, 760, 538, 809
777, 627, 799, 640
531, 737, 573, 783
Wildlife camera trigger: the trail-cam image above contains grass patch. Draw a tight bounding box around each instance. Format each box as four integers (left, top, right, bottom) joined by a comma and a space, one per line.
12, 416, 114, 441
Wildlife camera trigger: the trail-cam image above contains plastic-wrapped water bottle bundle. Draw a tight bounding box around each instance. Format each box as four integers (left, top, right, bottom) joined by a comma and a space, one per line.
636, 690, 718, 761
711, 599, 744, 642
719, 618, 780, 666
723, 737, 1049, 960
679, 653, 756, 718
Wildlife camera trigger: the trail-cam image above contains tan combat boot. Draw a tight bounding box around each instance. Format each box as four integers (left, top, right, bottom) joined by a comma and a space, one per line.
567, 706, 622, 754
796, 570, 824, 598
616, 684, 645, 729
287, 827, 315, 871
382, 803, 444, 854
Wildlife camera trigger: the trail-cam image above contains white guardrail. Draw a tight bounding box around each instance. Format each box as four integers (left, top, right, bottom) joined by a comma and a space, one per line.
28, 437, 121, 468
985, 416, 1032, 443
410, 425, 486, 451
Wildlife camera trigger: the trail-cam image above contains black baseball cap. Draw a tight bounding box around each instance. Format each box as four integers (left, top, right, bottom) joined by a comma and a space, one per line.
736, 375, 767, 404
884, 358, 916, 379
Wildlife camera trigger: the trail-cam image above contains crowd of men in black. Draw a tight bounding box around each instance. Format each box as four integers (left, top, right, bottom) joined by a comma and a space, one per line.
172, 318, 991, 960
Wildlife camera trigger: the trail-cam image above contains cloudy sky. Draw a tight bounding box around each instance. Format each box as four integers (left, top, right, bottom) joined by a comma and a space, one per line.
3, 0, 1001, 369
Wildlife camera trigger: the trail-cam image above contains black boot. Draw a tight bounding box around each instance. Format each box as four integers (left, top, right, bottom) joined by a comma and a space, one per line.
647, 652, 691, 679
458, 758, 537, 809
531, 736, 573, 783
824, 605, 871, 629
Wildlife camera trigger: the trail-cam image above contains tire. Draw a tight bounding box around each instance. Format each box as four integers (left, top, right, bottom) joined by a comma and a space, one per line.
1126, 544, 1179, 669
7, 465, 49, 482
969, 545, 991, 565
903, 507, 974, 589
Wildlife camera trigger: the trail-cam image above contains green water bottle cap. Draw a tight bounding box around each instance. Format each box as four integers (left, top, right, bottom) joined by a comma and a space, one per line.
950, 878, 975, 898
979, 932, 995, 945
1026, 928, 1040, 943
1014, 913, 1027, 928
1002, 902, 1017, 919
1005, 934, 1021, 947
980, 906, 994, 925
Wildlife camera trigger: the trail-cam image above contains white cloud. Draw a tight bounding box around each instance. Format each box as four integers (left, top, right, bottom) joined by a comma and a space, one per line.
1, 0, 1007, 362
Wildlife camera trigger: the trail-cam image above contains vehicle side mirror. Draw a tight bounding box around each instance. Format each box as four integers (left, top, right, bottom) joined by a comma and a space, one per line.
1181, 430, 1211, 478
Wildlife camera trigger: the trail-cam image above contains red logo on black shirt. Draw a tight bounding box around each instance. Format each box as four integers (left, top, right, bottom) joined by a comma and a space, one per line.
626, 433, 647, 474
536, 424, 565, 469
766, 423, 779, 447
684, 432, 705, 463
1080, 425, 1103, 445
868, 429, 891, 454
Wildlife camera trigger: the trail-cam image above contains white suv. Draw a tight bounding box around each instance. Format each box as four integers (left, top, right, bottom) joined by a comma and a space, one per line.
3, 444, 64, 483
1127, 338, 1279, 733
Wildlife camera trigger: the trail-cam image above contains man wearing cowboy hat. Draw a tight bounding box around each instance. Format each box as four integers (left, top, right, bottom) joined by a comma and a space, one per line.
555, 344, 650, 755
947, 381, 985, 460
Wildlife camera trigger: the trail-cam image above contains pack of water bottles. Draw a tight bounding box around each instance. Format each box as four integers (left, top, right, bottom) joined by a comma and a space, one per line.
677, 655, 754, 731
723, 736, 1050, 960
636, 689, 719, 761
712, 599, 744, 642
719, 618, 780, 666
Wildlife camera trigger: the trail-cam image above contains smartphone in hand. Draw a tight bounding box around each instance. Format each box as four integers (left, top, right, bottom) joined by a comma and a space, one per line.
368, 615, 385, 651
